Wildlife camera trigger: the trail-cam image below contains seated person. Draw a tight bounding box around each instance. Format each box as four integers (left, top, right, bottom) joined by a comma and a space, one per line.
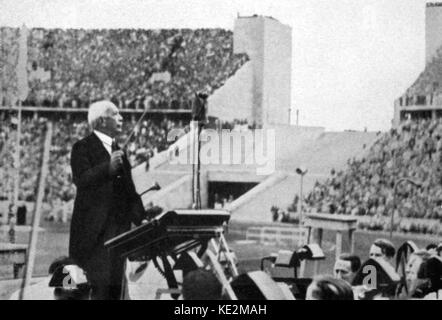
333, 253, 361, 284
8, 256, 89, 300
405, 250, 432, 298
426, 244, 438, 256
352, 253, 401, 299
48, 256, 90, 300
369, 238, 396, 267
305, 275, 354, 300
182, 268, 223, 300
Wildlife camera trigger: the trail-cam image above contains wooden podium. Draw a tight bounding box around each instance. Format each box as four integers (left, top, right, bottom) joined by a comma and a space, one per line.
304, 213, 358, 275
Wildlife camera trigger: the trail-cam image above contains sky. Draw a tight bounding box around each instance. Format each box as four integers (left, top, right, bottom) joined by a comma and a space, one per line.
0, 0, 431, 131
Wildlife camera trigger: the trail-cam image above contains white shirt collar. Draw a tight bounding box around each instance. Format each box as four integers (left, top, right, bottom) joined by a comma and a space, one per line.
94, 130, 113, 155
94, 130, 113, 147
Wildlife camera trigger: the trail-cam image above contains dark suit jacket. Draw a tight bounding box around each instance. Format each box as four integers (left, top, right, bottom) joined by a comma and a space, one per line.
69, 132, 144, 277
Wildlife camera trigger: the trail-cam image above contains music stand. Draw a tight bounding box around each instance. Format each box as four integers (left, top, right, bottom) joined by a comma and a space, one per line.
104, 209, 233, 300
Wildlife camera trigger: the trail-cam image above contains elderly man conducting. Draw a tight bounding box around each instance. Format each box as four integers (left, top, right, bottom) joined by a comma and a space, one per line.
69, 100, 145, 300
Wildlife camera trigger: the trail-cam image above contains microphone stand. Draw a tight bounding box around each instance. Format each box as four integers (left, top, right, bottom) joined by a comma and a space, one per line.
139, 182, 161, 197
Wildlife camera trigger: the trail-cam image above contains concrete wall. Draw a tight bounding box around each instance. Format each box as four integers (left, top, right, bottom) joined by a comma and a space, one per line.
228, 172, 321, 223
207, 61, 253, 121
234, 16, 292, 127
266, 124, 325, 163
132, 168, 187, 195
426, 3, 442, 64
234, 16, 265, 127
277, 130, 379, 175
227, 171, 287, 222
140, 174, 194, 211
262, 18, 292, 125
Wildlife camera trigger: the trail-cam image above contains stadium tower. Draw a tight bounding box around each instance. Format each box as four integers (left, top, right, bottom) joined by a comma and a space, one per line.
394, 2, 442, 126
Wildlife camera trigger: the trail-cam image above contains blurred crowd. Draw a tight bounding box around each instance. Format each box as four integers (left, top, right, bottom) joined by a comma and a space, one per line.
0, 114, 189, 222
301, 118, 442, 235
0, 112, 255, 223
0, 27, 248, 109
0, 115, 45, 202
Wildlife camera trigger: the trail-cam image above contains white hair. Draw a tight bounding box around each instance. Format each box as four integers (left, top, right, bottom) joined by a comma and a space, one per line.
87, 100, 116, 129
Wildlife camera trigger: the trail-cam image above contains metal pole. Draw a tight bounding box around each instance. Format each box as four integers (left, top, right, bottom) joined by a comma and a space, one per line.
19, 121, 52, 300
191, 121, 196, 207
13, 100, 22, 206
299, 174, 304, 225
390, 185, 396, 240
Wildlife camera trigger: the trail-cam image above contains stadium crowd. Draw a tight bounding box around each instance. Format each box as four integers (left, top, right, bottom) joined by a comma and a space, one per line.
0, 115, 45, 202
1, 27, 248, 110
0, 114, 189, 222
301, 118, 442, 235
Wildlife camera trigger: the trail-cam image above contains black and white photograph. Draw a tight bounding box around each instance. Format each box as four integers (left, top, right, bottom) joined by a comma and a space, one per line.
0, 0, 441, 303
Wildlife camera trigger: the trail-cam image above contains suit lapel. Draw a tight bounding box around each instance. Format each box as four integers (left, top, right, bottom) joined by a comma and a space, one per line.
89, 132, 111, 163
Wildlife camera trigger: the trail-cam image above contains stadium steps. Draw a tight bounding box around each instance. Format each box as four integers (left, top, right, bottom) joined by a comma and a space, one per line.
277, 131, 380, 175
226, 131, 379, 222
228, 172, 321, 223
133, 128, 379, 221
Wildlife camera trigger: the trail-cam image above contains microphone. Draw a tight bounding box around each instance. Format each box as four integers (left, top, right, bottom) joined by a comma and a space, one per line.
140, 182, 161, 196
192, 92, 208, 122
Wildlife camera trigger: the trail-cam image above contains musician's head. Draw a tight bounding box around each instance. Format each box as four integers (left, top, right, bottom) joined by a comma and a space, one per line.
334, 253, 361, 283
370, 238, 396, 265
306, 275, 354, 300
406, 250, 432, 298
426, 243, 442, 257
182, 269, 222, 300
88, 100, 123, 138
48, 256, 90, 300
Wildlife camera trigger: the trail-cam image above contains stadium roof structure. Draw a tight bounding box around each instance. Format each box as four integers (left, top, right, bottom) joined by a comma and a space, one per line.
405, 46, 442, 97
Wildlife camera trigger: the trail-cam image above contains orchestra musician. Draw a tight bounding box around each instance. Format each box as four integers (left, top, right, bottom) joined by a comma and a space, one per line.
69, 100, 145, 300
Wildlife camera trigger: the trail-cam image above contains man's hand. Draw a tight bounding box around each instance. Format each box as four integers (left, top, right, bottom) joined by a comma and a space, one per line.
110, 150, 124, 176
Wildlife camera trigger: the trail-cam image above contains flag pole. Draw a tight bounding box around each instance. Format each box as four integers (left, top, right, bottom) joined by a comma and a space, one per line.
19, 121, 52, 300
13, 100, 22, 207
14, 24, 28, 209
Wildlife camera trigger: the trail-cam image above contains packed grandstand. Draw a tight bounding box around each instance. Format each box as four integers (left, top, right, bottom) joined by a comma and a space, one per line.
0, 26, 256, 222
302, 118, 442, 235
0, 24, 441, 238
0, 27, 248, 109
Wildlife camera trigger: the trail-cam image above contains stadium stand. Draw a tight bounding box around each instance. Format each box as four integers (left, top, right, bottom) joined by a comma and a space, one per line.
0, 25, 251, 222
0, 113, 255, 222
302, 118, 442, 235
0, 27, 248, 109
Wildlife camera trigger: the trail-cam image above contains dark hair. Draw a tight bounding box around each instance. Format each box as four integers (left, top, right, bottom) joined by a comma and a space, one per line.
373, 238, 396, 258
182, 269, 222, 300
339, 253, 361, 273
426, 243, 438, 251
48, 256, 76, 274
310, 275, 354, 300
